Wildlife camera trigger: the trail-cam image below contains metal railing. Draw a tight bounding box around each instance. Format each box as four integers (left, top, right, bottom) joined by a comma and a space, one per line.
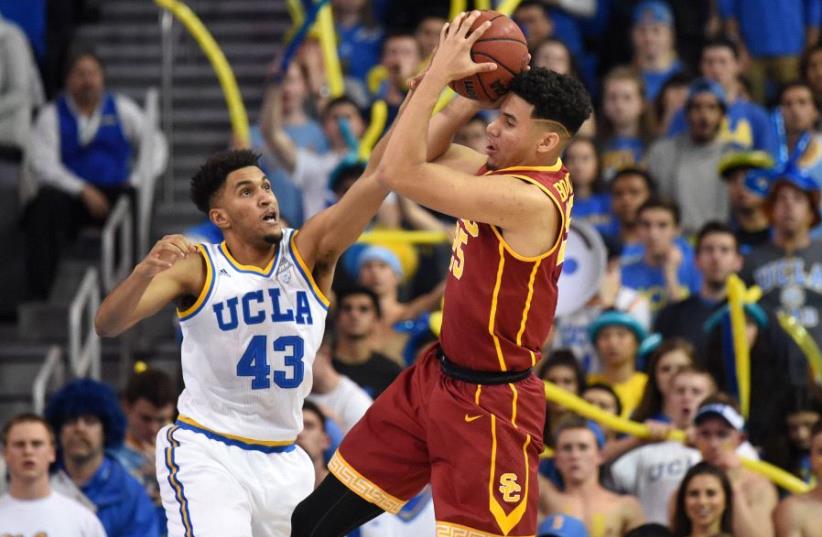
32, 346, 65, 414
101, 196, 133, 294
138, 87, 162, 258
160, 8, 176, 206
68, 267, 101, 379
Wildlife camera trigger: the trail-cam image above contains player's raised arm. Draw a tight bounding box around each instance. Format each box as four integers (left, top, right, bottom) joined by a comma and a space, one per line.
293, 86, 416, 292
376, 11, 590, 241
95, 234, 203, 337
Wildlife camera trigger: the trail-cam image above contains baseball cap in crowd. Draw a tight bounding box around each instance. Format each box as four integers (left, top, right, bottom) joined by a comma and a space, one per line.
685, 78, 727, 112
356, 245, 403, 278
694, 403, 745, 431
589, 310, 648, 344
538, 514, 589, 537
718, 150, 774, 180
632, 1, 673, 26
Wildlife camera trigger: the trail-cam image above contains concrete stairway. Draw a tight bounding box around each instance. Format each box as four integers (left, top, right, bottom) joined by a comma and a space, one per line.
77, 0, 290, 212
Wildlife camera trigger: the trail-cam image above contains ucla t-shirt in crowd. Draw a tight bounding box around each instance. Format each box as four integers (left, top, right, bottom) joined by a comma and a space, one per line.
621, 254, 702, 312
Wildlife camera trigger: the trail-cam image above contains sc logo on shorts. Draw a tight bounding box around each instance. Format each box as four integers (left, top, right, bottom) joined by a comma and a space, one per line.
499, 473, 522, 503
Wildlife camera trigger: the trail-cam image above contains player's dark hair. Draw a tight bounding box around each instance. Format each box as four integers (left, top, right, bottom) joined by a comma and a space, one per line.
778, 79, 816, 105
123, 368, 177, 408
637, 196, 681, 226
610, 166, 657, 195
190, 149, 261, 213
302, 400, 327, 432
2, 413, 55, 446
537, 348, 585, 395
336, 286, 382, 319
695, 221, 738, 254
672, 462, 734, 537
508, 68, 593, 135
583, 382, 623, 418
701, 35, 740, 60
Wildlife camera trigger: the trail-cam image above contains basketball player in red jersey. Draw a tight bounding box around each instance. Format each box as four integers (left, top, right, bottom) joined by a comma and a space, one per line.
291, 11, 592, 537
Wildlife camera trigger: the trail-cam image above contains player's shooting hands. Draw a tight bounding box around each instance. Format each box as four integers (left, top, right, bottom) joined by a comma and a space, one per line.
135, 234, 198, 279
427, 11, 497, 84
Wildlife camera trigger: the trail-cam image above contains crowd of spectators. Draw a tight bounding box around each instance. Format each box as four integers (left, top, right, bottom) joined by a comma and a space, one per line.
3, 0, 822, 536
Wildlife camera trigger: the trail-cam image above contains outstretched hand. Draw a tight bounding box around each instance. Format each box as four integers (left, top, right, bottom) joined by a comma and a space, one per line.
426, 11, 497, 84
135, 234, 199, 279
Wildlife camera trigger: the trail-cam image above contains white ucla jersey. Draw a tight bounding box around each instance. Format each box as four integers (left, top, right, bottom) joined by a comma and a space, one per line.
176, 228, 329, 444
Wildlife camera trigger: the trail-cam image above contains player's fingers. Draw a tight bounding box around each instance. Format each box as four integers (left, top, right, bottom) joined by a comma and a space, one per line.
458, 11, 481, 38
474, 62, 498, 73
174, 235, 199, 254
163, 239, 189, 258
145, 256, 173, 270
155, 243, 184, 261
450, 12, 467, 36
440, 22, 449, 42
467, 19, 493, 44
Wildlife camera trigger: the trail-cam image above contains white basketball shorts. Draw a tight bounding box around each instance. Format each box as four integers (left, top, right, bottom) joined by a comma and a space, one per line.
156, 422, 314, 537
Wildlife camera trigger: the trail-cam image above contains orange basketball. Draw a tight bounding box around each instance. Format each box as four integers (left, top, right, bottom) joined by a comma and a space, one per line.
449, 11, 529, 101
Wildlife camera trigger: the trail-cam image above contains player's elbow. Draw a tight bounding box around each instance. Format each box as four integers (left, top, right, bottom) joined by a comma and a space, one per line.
94, 310, 120, 338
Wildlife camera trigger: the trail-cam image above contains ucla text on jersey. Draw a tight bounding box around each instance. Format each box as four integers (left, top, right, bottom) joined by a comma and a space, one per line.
175, 228, 329, 446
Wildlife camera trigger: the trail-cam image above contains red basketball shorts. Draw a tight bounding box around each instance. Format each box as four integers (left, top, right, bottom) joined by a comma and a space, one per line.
329, 345, 545, 536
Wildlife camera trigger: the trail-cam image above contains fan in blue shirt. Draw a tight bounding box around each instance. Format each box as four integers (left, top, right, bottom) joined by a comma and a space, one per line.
564, 136, 615, 236
621, 198, 701, 313
631, 2, 685, 102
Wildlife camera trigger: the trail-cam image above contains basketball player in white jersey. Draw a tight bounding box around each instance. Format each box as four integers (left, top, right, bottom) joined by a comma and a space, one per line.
94, 118, 396, 534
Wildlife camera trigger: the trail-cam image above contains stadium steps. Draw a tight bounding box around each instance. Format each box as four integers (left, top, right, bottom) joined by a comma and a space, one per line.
0, 336, 182, 425
79, 0, 288, 216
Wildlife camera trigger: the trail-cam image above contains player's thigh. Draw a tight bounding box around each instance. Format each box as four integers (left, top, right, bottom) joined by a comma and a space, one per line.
250, 445, 315, 537
334, 361, 433, 507
428, 380, 543, 536
156, 425, 253, 537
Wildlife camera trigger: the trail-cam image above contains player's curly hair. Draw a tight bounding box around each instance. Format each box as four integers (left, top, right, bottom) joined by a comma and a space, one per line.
508, 68, 592, 135
190, 149, 261, 213
45, 378, 127, 450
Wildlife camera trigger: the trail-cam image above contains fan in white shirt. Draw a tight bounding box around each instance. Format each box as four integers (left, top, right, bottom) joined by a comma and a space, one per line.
0, 413, 105, 537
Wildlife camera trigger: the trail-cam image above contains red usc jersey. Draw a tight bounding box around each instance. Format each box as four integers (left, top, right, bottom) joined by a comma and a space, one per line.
440, 162, 573, 372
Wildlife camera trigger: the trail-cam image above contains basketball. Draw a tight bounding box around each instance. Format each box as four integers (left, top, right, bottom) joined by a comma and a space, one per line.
449, 11, 529, 101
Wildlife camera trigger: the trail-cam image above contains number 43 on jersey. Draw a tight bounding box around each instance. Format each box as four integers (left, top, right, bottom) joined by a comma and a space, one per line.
236, 335, 304, 389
